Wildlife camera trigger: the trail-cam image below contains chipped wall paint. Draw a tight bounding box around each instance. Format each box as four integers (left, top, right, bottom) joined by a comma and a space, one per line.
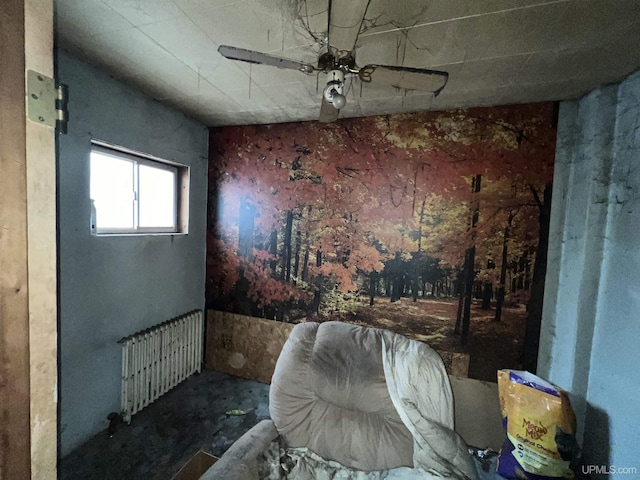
539, 70, 640, 478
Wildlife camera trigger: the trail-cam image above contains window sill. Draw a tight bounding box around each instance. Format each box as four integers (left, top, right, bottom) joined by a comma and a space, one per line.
92, 232, 188, 237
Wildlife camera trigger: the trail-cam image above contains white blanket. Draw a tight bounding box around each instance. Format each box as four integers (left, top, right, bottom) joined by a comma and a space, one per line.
282, 447, 461, 479
382, 330, 477, 479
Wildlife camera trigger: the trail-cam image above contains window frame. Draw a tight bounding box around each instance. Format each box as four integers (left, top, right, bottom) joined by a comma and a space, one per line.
90, 141, 189, 235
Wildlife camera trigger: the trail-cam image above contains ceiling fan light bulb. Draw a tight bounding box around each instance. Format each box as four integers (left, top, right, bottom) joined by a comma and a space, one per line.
332, 93, 346, 109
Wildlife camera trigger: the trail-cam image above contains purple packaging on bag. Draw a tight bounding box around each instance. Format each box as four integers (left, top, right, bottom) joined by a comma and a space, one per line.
496, 370, 579, 479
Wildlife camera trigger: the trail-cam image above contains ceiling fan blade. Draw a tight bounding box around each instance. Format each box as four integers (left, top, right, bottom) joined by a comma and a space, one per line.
218, 45, 315, 74
328, 0, 372, 53
359, 65, 449, 96
319, 97, 339, 123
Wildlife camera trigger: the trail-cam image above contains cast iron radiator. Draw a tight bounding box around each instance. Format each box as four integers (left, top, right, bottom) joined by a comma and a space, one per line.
118, 310, 203, 423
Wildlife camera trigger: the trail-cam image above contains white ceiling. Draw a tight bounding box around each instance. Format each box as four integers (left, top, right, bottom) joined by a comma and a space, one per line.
54, 0, 640, 126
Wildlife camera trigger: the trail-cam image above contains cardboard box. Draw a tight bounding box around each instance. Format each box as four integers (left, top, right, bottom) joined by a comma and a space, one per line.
171, 450, 217, 480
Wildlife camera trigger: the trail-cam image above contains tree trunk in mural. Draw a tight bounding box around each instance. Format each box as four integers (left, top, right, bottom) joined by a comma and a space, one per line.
522, 183, 552, 372
283, 210, 293, 282
458, 175, 481, 344
369, 271, 377, 306
481, 260, 494, 309
301, 247, 309, 282
454, 264, 465, 334
293, 229, 302, 283
313, 250, 323, 313
238, 201, 256, 258
269, 230, 278, 273
414, 197, 427, 302
481, 282, 492, 309
461, 245, 476, 345
495, 211, 516, 322
389, 252, 402, 303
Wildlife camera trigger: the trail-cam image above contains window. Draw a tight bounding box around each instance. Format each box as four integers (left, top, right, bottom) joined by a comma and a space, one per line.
90, 142, 188, 234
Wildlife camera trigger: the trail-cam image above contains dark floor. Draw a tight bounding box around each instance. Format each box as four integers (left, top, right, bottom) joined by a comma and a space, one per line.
59, 370, 270, 480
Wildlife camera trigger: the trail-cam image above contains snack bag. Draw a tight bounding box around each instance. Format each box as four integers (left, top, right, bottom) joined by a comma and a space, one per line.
497, 370, 578, 479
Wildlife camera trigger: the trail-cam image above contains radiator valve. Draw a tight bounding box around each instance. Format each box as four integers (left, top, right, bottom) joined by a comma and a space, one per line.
107, 412, 123, 437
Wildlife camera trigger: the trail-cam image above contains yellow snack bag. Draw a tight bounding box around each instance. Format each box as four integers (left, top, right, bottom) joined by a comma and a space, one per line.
497, 370, 578, 479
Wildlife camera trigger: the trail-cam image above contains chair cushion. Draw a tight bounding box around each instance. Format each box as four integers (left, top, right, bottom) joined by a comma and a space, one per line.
269, 322, 414, 470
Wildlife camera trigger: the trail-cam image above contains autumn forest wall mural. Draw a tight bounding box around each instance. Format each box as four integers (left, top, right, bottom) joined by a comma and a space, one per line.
207, 103, 556, 381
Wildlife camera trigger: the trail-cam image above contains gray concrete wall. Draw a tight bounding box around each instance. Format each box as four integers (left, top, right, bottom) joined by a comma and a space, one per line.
57, 50, 208, 456
539, 70, 640, 478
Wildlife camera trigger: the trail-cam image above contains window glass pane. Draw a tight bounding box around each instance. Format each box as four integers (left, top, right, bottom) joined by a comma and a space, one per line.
138, 164, 176, 229
90, 152, 134, 230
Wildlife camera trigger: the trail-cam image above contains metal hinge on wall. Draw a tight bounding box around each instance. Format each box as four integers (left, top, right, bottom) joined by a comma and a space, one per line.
26, 69, 68, 134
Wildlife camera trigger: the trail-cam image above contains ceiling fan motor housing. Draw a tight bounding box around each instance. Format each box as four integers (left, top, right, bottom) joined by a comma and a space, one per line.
324, 70, 346, 109
318, 49, 357, 73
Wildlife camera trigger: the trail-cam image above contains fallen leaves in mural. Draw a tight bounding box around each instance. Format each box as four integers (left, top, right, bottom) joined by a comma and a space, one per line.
304, 296, 526, 382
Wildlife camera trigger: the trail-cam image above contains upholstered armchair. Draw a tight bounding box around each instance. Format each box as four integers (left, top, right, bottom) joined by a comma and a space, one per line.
201, 321, 490, 479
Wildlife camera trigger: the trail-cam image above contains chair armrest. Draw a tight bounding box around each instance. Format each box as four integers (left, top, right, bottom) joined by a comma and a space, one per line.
199, 419, 279, 480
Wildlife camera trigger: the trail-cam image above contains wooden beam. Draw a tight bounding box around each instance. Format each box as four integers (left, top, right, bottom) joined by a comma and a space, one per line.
25, 1, 57, 478
0, 1, 31, 477
0, 1, 56, 478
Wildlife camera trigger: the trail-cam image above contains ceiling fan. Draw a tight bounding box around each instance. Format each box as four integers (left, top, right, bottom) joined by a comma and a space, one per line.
217, 0, 449, 123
